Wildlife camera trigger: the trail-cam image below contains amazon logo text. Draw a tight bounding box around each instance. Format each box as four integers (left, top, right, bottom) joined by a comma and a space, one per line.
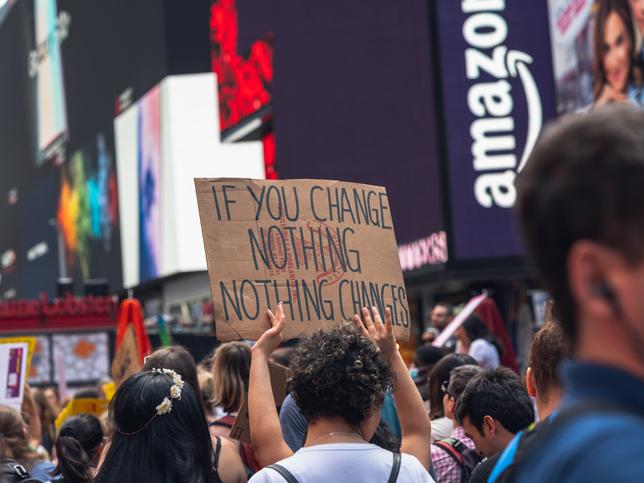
463, 0, 543, 208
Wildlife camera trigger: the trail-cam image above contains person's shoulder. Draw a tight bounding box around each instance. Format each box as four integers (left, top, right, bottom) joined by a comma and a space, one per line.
248, 466, 279, 483
399, 453, 433, 481
27, 459, 56, 481
470, 339, 495, 355
470, 338, 488, 348
279, 394, 304, 422
430, 417, 453, 442
516, 413, 644, 482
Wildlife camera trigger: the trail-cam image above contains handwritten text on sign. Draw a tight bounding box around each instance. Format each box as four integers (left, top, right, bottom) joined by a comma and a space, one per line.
195, 179, 410, 341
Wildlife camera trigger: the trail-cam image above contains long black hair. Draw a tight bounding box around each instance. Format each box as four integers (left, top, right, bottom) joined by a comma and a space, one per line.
93, 371, 217, 483
53, 414, 103, 483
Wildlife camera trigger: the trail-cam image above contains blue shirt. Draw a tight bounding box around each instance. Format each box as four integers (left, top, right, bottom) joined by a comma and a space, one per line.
279, 393, 402, 451
28, 460, 56, 482
510, 361, 644, 483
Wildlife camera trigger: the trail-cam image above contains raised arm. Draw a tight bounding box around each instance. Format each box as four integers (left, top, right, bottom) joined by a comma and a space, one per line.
248, 303, 294, 466
22, 384, 42, 448
353, 307, 431, 470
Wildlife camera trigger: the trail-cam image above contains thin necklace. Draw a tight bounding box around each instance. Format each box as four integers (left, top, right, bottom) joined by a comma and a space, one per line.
307, 431, 365, 446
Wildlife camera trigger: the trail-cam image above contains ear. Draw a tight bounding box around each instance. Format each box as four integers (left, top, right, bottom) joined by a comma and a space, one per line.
483, 415, 496, 438
567, 241, 618, 322
525, 367, 537, 398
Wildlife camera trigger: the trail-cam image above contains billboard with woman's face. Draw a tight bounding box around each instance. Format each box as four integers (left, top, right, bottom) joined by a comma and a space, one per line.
548, 0, 644, 113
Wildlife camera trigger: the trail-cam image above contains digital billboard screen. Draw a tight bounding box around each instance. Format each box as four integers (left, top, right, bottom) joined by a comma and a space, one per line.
433, 0, 558, 264
0, 0, 172, 298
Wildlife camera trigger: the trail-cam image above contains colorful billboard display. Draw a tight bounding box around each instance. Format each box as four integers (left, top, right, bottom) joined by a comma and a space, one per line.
115, 73, 264, 288
0, 0, 210, 297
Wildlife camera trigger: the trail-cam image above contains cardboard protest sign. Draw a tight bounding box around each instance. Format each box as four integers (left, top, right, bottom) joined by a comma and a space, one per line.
230, 361, 289, 444
195, 179, 410, 341
0, 342, 28, 411
432, 293, 488, 348
111, 325, 142, 387
102, 381, 116, 402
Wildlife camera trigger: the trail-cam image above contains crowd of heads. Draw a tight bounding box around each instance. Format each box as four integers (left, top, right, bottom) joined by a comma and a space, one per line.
0, 104, 640, 481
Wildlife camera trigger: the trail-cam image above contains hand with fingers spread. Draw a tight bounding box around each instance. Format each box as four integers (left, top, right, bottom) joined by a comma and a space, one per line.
252, 302, 285, 357
354, 306, 431, 470
352, 306, 398, 360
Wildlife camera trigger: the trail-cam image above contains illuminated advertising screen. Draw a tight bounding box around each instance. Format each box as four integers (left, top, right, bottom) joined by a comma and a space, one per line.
0, 0, 185, 298
433, 0, 557, 263
548, 0, 644, 113
266, 1, 447, 272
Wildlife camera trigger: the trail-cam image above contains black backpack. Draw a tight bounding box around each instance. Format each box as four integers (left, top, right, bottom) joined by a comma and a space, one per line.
433, 437, 483, 483
0, 460, 41, 483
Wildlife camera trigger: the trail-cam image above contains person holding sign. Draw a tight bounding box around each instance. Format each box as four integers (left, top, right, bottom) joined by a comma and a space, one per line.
248, 304, 432, 482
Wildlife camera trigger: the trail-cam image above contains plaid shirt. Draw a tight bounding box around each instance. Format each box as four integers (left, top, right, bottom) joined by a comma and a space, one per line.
431, 426, 476, 483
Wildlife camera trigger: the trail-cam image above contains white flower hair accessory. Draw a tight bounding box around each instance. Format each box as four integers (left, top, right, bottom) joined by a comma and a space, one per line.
151, 368, 185, 415
115, 368, 187, 436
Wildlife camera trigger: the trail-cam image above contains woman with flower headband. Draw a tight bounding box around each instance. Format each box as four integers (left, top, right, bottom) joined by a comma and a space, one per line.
143, 346, 247, 483
93, 368, 219, 483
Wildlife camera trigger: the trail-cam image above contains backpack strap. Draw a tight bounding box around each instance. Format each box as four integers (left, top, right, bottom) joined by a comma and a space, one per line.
2, 460, 33, 481
434, 439, 465, 466
214, 436, 222, 470
267, 464, 300, 483
387, 452, 402, 483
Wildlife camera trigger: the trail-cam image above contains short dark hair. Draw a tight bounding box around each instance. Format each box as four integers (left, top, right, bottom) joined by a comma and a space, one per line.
434, 303, 454, 317
456, 367, 534, 434
447, 365, 483, 400
516, 105, 644, 342
528, 319, 571, 400
288, 324, 395, 425
414, 345, 445, 367
462, 315, 490, 341
428, 353, 478, 420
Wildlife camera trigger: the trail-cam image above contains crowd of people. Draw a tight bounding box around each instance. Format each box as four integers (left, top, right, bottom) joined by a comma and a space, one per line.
1, 105, 643, 482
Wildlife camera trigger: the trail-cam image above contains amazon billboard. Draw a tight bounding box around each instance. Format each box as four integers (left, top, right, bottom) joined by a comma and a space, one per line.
433, 0, 557, 263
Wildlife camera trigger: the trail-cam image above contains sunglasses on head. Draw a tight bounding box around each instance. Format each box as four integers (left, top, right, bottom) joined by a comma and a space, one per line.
441, 380, 454, 398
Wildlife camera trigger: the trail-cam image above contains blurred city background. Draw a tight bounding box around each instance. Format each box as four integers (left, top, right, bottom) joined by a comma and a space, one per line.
0, 0, 607, 388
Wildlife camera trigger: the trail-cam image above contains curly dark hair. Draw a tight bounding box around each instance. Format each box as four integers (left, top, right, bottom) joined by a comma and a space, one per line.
287, 324, 396, 426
